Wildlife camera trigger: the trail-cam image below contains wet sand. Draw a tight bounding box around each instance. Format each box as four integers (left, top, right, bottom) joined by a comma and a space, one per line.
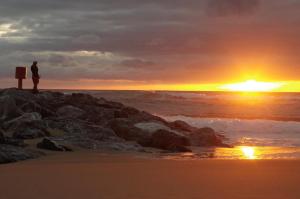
0, 152, 300, 199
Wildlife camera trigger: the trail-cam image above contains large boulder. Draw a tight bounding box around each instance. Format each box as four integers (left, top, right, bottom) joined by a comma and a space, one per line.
3, 112, 48, 139
85, 125, 117, 141
37, 138, 72, 151
64, 93, 99, 106
0, 128, 25, 146
169, 120, 197, 132
0, 129, 4, 143
108, 119, 150, 141
56, 105, 85, 119
0, 95, 23, 121
4, 112, 42, 129
81, 106, 115, 125
139, 129, 191, 152
134, 122, 175, 134
3, 138, 26, 147
0, 88, 35, 101
36, 91, 64, 102
13, 127, 47, 139
0, 88, 56, 118
0, 144, 42, 164
97, 99, 124, 109
189, 127, 230, 147
19, 101, 55, 118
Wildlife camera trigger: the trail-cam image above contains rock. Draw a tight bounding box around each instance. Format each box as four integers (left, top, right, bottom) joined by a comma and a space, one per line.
0, 95, 23, 121
120, 107, 140, 116
108, 119, 148, 140
0, 129, 4, 143
36, 91, 64, 102
37, 138, 72, 151
108, 119, 150, 141
189, 127, 230, 147
130, 111, 166, 123
139, 129, 191, 152
13, 128, 47, 139
97, 100, 124, 109
134, 122, 174, 134
0, 128, 26, 146
0, 144, 42, 164
0, 88, 230, 161
3, 112, 48, 139
56, 105, 85, 119
3, 138, 26, 147
86, 125, 117, 141
20, 101, 55, 118
79, 106, 115, 125
64, 93, 99, 106
0, 88, 35, 101
4, 112, 42, 129
169, 120, 197, 132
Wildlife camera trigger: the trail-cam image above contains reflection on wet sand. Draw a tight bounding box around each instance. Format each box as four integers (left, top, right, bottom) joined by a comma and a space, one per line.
161, 146, 300, 160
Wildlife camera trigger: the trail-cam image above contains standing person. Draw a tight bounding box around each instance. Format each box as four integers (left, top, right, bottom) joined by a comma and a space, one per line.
31, 61, 40, 93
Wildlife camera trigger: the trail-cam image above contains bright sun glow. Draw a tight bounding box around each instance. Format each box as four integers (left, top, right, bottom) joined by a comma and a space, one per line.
221, 80, 283, 92
0, 23, 17, 37
240, 146, 256, 159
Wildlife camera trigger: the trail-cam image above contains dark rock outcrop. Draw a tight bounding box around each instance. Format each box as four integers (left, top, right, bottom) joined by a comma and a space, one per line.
169, 120, 197, 132
85, 125, 117, 141
0, 129, 4, 143
56, 105, 86, 119
0, 95, 23, 121
13, 127, 47, 140
0, 144, 42, 164
108, 119, 149, 141
0, 88, 229, 163
37, 138, 72, 152
4, 112, 42, 128
3, 112, 49, 139
0, 128, 26, 147
189, 127, 231, 147
139, 129, 191, 152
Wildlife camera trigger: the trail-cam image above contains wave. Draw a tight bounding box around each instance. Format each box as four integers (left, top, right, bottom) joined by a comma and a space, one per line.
163, 116, 300, 147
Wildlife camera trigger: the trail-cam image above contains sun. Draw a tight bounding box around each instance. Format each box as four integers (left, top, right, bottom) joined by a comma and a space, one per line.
221, 80, 282, 92
240, 146, 256, 159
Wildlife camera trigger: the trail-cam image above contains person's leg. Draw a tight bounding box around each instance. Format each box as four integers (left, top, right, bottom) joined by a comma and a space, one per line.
32, 78, 35, 90
36, 78, 39, 92
32, 78, 38, 93
35, 82, 39, 93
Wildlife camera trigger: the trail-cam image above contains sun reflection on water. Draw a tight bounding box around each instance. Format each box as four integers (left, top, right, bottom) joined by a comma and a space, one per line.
161, 146, 300, 160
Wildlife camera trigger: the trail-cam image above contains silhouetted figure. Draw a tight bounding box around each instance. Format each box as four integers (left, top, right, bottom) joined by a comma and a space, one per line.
31, 61, 40, 93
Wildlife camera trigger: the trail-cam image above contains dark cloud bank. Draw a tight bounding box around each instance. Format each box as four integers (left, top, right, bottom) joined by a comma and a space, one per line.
0, 0, 299, 85
207, 0, 261, 16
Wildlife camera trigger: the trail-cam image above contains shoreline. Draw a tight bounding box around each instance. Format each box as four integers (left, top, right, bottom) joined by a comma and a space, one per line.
164, 114, 300, 123
1, 152, 300, 199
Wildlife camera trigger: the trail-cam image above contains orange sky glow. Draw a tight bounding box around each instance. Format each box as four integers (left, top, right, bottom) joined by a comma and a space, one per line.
1, 0, 300, 92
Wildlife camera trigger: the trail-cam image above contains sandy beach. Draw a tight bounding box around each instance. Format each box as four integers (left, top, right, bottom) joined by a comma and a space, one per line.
1, 152, 300, 199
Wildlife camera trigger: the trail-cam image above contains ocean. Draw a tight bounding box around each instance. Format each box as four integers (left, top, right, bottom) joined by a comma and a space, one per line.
68, 90, 300, 159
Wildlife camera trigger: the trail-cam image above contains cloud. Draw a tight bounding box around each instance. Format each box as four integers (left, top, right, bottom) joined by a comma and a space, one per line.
120, 59, 155, 68
0, 0, 300, 86
206, 0, 261, 17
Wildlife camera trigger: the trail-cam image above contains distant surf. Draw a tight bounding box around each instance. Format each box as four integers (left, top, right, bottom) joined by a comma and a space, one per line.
163, 116, 300, 147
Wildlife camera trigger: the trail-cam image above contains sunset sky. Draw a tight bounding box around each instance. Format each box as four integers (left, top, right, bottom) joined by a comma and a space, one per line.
1, 0, 300, 91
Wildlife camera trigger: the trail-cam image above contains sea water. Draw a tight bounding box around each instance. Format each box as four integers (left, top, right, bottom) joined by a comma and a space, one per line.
83, 90, 300, 159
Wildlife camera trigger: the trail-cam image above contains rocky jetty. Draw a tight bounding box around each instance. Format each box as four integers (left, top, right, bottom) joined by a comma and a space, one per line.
0, 88, 229, 164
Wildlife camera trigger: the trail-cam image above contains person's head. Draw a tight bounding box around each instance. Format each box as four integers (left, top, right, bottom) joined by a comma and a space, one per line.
33, 61, 38, 65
